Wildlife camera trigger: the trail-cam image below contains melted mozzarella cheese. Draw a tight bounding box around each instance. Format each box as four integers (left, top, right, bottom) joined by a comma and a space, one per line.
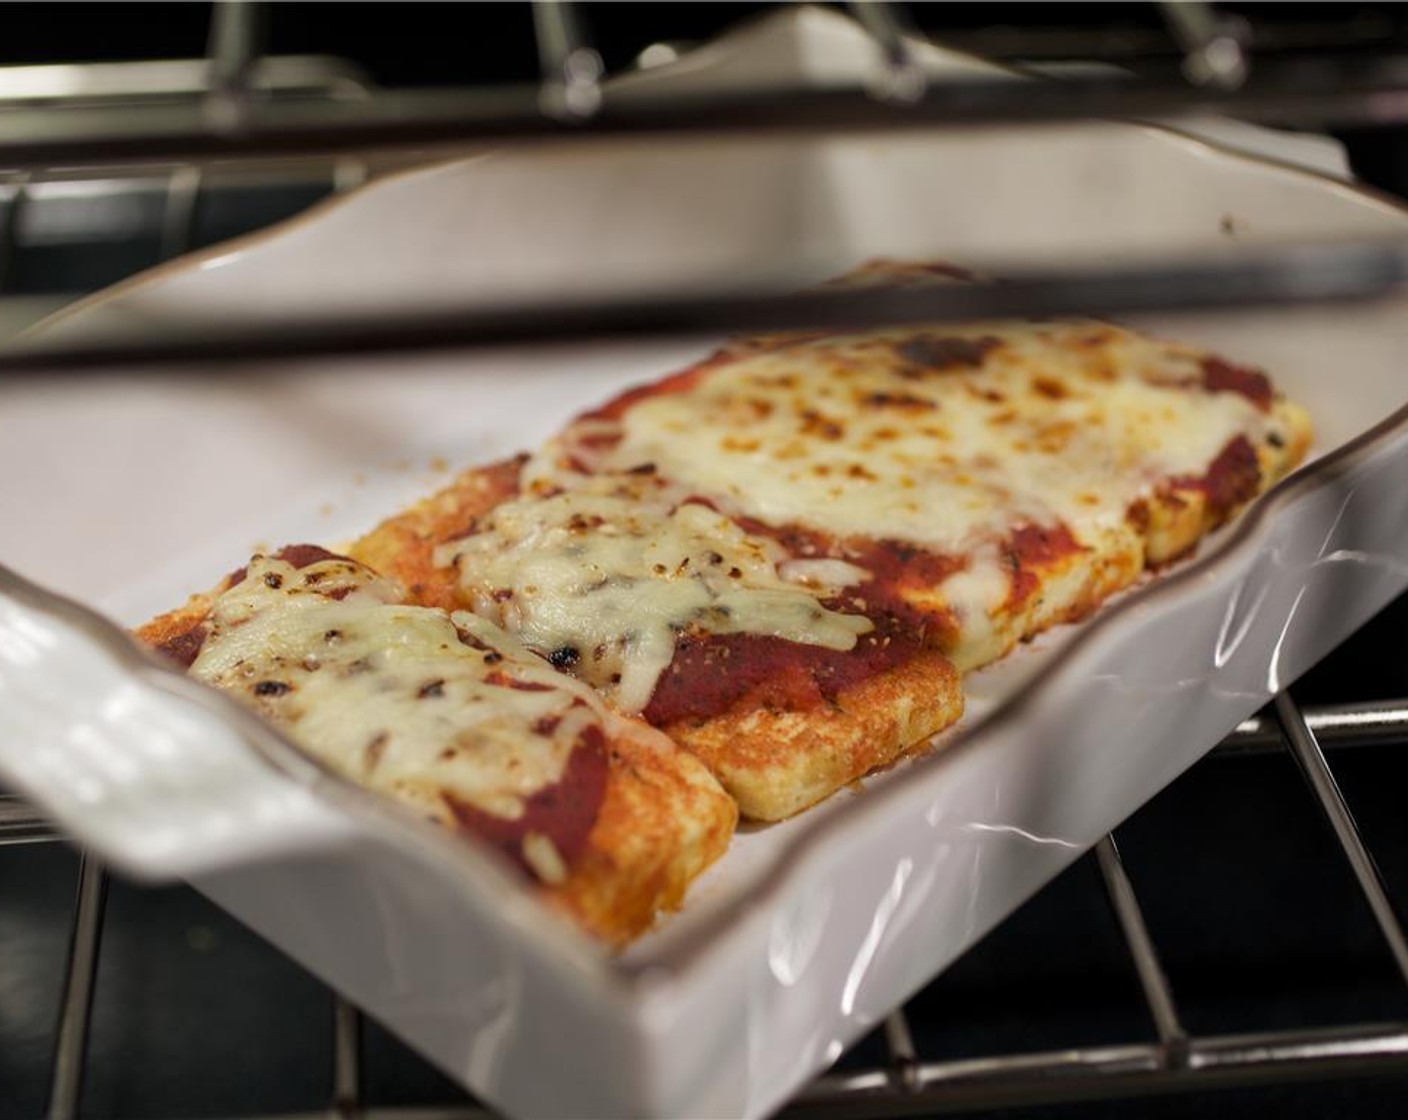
933, 546, 1011, 662
191, 555, 605, 826
598, 321, 1269, 554
434, 473, 872, 714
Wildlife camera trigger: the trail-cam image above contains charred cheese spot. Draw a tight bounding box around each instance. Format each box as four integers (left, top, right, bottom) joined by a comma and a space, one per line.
862, 390, 936, 411
897, 334, 1001, 371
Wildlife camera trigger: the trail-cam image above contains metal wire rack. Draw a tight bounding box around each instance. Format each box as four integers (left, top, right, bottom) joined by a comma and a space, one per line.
5, 692, 1407, 1119
3, 3, 1408, 1118
4, 1, 1408, 366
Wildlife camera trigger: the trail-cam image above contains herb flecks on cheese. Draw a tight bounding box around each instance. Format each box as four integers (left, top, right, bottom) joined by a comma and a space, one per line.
434, 473, 872, 714
191, 554, 605, 843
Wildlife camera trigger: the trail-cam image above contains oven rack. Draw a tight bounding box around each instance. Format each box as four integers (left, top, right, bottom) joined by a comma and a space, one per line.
4, 2, 1408, 370
5, 689, 1406, 1120
0, 47, 393, 332
5, 2, 1408, 166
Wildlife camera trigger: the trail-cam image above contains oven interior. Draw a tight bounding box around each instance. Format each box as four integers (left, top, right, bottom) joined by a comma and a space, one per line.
2, 4, 1408, 1118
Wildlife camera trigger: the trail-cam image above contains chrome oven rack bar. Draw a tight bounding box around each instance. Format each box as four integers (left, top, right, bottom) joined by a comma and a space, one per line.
3, 1, 1408, 369
4, 238, 1404, 376
3, 4, 1408, 1118
6, 16, 1408, 167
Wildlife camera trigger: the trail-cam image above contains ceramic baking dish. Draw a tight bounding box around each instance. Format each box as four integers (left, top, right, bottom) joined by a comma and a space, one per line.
4, 9, 1408, 1118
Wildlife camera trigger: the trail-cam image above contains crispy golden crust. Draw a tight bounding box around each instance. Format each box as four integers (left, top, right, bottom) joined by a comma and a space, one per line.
552, 719, 736, 940
135, 595, 217, 650
350, 462, 967, 822
135, 559, 736, 948
135, 580, 239, 659
658, 648, 962, 821
347, 455, 526, 612
1144, 396, 1313, 565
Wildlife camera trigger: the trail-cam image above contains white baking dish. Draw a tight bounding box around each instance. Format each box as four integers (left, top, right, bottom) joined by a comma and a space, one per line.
4, 9, 1408, 1118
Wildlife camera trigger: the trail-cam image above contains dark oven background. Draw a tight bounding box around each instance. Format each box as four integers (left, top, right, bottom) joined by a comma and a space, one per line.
2, 5, 1408, 1119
